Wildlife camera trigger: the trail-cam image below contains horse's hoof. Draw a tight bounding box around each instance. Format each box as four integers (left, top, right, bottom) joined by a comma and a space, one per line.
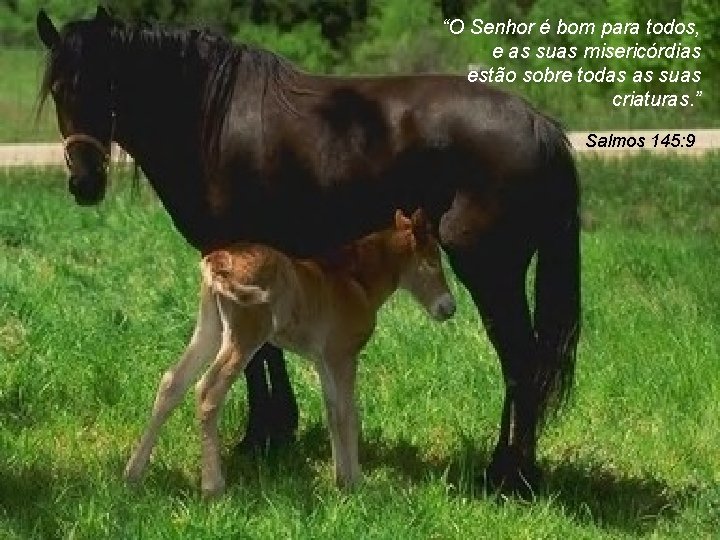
269, 429, 296, 450
234, 425, 296, 455
484, 451, 542, 500
336, 473, 362, 493
202, 478, 226, 499
123, 459, 145, 486
234, 429, 270, 455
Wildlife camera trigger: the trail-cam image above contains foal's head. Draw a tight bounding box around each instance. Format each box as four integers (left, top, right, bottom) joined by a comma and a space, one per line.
393, 209, 456, 322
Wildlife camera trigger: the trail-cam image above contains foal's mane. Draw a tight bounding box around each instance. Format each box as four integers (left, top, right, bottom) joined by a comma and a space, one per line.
38, 14, 298, 169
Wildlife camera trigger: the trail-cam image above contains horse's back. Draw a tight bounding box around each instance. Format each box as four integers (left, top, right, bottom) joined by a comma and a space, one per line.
218, 68, 575, 254
250, 72, 571, 213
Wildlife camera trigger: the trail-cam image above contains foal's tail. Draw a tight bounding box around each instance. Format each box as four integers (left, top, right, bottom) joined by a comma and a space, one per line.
200, 254, 270, 305
533, 143, 581, 421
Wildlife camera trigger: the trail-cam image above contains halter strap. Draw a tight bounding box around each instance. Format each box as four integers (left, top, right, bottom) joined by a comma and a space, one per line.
63, 133, 111, 170
63, 133, 109, 156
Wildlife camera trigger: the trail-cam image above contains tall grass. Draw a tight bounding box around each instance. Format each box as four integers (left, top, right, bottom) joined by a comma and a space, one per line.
0, 154, 718, 538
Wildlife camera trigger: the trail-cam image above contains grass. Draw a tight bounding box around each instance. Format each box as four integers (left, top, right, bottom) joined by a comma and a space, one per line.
0, 154, 719, 538
0, 48, 57, 143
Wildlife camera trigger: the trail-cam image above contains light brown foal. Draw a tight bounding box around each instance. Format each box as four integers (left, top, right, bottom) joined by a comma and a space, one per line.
124, 209, 456, 496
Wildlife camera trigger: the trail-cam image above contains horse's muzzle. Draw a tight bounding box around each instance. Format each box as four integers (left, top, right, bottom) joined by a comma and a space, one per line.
69, 173, 107, 205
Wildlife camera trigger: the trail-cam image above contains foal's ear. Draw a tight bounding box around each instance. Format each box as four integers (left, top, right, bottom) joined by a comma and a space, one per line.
37, 9, 60, 49
394, 209, 412, 230
410, 208, 426, 226
410, 208, 429, 240
410, 208, 430, 232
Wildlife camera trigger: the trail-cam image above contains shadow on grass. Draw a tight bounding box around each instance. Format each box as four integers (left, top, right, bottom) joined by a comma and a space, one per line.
0, 464, 73, 540
541, 461, 695, 534
0, 424, 697, 537
224, 421, 699, 536
141, 464, 197, 497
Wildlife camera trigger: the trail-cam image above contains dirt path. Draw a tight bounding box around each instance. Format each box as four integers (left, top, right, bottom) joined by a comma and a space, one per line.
1, 129, 718, 167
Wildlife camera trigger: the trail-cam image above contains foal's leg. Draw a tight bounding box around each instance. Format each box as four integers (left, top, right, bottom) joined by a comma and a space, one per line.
316, 351, 361, 489
124, 286, 221, 483
196, 304, 270, 497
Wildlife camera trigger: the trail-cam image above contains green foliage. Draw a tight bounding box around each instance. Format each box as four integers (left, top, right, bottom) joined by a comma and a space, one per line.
340, 0, 453, 73
234, 21, 339, 73
0, 0, 96, 44
1, 0, 718, 130
0, 155, 718, 536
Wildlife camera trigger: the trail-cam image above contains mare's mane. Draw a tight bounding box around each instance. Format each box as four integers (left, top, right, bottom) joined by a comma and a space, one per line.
38, 15, 298, 168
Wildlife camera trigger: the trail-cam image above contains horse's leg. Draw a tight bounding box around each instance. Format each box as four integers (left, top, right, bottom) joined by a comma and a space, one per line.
267, 345, 300, 445
124, 285, 221, 484
438, 186, 542, 495
316, 351, 361, 489
446, 240, 540, 496
237, 344, 299, 451
237, 348, 273, 450
196, 305, 269, 497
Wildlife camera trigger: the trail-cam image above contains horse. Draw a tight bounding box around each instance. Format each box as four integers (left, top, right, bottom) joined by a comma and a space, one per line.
124, 208, 456, 496
36, 7, 580, 495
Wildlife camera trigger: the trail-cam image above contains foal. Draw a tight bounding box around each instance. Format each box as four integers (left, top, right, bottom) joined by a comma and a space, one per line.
124, 209, 456, 496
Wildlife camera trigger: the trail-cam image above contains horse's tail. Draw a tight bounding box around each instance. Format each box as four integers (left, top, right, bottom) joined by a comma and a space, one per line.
201, 254, 271, 305
533, 137, 581, 421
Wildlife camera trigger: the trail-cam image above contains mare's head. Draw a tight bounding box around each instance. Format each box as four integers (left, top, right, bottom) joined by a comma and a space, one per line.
37, 7, 116, 205
393, 209, 456, 322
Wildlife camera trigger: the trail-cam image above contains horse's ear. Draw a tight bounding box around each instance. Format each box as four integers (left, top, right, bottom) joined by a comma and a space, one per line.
410, 208, 429, 240
394, 209, 411, 229
95, 5, 112, 23
37, 9, 60, 49
410, 208, 426, 226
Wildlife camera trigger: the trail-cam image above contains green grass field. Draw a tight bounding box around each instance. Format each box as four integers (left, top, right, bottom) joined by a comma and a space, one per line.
0, 155, 719, 538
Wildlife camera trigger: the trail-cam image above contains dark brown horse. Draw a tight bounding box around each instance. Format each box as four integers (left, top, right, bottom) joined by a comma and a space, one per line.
37, 7, 580, 495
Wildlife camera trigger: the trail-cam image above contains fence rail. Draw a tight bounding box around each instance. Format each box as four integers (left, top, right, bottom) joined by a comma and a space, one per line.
1, 130, 718, 168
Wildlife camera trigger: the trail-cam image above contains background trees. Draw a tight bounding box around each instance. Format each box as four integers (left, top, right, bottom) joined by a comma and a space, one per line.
1, 0, 717, 127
